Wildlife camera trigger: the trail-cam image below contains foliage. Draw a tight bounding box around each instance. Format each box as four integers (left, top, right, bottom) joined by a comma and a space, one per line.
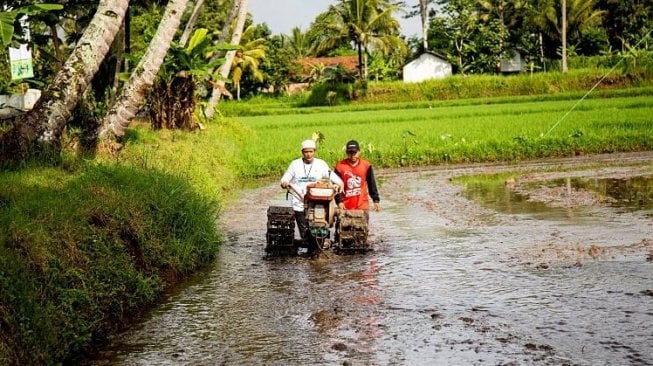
150, 28, 236, 130
0, 4, 63, 46
596, 0, 653, 52
257, 32, 303, 92
229, 25, 267, 100
159, 28, 234, 83
304, 64, 361, 106
315, 0, 408, 79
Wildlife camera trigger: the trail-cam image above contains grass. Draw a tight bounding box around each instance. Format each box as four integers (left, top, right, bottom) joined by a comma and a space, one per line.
227, 92, 653, 178
1, 75, 652, 364
0, 163, 223, 364
0, 122, 244, 364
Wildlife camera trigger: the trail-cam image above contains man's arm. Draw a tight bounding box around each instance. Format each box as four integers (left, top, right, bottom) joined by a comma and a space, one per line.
280, 161, 295, 188
367, 166, 381, 211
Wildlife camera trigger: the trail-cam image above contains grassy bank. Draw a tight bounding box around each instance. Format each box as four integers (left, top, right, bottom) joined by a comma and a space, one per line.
0, 125, 240, 365
1, 81, 652, 364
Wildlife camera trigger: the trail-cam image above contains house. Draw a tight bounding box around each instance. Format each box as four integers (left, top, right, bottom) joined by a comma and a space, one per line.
500, 50, 524, 73
296, 55, 360, 76
284, 55, 360, 94
402, 52, 452, 83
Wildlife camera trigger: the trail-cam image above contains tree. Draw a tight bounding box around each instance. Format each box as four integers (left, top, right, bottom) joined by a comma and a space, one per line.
596, 0, 653, 52
100, 0, 191, 139
476, 0, 532, 54
204, 0, 249, 118
179, 0, 206, 47
0, 0, 129, 161
284, 26, 315, 58
531, 0, 606, 61
319, 0, 407, 80
258, 29, 304, 93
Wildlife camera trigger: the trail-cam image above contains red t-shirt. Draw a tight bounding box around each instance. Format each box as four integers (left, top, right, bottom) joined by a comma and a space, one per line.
335, 159, 372, 210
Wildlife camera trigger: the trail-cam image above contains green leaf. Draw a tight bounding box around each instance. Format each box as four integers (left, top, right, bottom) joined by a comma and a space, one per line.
0, 11, 17, 46
0, 4, 63, 46
186, 28, 208, 54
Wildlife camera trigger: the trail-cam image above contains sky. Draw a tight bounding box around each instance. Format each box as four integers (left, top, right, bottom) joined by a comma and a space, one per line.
248, 0, 422, 38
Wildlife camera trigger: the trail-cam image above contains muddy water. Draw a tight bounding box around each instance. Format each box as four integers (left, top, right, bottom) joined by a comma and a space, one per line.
92, 153, 653, 365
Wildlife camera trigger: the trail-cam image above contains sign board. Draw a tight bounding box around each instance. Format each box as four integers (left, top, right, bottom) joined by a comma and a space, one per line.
9, 44, 34, 80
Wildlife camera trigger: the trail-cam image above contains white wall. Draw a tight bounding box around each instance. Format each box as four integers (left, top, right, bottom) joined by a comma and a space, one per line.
403, 53, 452, 83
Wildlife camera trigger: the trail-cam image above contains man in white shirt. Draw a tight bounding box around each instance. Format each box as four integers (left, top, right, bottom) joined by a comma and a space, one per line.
281, 139, 343, 254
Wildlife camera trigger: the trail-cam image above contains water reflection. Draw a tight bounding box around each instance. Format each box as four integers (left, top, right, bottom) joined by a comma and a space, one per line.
458, 174, 653, 220
548, 176, 653, 210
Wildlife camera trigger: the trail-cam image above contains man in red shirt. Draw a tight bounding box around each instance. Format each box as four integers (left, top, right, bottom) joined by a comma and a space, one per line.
334, 140, 381, 214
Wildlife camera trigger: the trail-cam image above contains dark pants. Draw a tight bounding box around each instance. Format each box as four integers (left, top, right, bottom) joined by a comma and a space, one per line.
294, 210, 309, 240
294, 210, 317, 253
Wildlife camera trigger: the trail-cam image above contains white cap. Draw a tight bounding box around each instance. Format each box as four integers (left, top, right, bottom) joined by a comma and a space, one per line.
301, 139, 316, 150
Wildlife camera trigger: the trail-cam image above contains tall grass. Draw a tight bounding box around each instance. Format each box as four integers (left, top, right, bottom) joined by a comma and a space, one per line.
0, 120, 247, 364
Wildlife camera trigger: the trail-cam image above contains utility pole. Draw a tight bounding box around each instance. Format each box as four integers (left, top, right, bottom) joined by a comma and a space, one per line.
561, 0, 568, 73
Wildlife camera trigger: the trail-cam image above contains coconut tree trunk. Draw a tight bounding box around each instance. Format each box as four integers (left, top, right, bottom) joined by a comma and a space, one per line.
112, 23, 125, 93
204, 0, 249, 118
179, 0, 206, 47
357, 41, 364, 79
0, 0, 129, 161
420, 0, 428, 50
101, 0, 190, 138
217, 0, 240, 44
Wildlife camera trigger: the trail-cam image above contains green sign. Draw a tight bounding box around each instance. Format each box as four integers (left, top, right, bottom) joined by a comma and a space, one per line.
9, 44, 34, 80
11, 58, 34, 79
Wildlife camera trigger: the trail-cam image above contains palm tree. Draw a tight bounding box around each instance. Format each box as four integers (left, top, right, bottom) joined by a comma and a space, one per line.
284, 26, 314, 58
204, 0, 249, 118
230, 25, 267, 100
419, 0, 430, 50
0, 0, 129, 161
101, 0, 191, 139
531, 0, 605, 69
319, 0, 406, 80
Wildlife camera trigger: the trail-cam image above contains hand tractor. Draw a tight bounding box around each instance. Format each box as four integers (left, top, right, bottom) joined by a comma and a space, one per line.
265, 180, 370, 256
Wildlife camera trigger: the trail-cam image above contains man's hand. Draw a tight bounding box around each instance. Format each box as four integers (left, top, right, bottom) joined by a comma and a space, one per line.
338, 202, 345, 210
373, 202, 381, 212
280, 181, 289, 189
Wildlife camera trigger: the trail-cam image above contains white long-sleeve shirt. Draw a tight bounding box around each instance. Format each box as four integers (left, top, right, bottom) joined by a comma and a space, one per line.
281, 157, 343, 211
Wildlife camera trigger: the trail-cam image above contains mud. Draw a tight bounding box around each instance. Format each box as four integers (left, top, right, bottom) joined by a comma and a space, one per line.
91, 152, 653, 365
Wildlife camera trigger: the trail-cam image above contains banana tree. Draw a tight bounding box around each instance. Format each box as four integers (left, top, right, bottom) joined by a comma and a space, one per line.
149, 28, 236, 129
0, 4, 63, 46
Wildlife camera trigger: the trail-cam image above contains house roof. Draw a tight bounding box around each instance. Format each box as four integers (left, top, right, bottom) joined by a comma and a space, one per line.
405, 51, 449, 65
296, 55, 360, 76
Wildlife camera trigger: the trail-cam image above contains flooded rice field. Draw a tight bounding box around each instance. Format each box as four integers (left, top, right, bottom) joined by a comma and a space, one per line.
92, 152, 653, 365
